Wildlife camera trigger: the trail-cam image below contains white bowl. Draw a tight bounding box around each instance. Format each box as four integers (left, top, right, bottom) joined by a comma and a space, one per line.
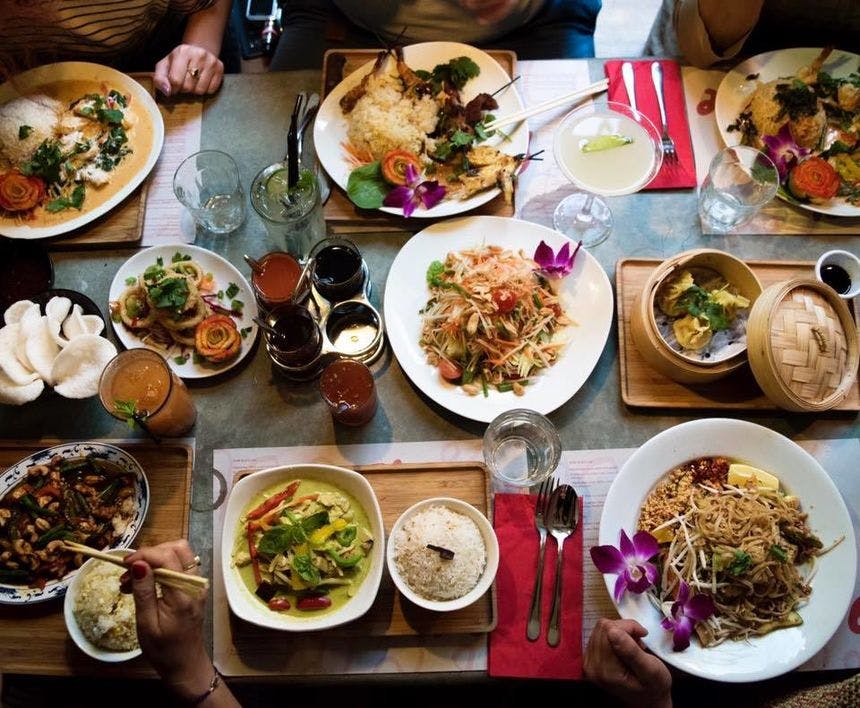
221, 464, 385, 632
64, 549, 142, 663
599, 419, 856, 682
386, 497, 499, 612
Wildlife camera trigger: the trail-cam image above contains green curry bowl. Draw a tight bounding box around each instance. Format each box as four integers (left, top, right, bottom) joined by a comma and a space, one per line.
221, 463, 385, 631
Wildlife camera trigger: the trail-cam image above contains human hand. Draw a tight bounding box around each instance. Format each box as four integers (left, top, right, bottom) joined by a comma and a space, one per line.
154, 43, 224, 97
458, 0, 519, 24
584, 618, 673, 708
121, 540, 213, 700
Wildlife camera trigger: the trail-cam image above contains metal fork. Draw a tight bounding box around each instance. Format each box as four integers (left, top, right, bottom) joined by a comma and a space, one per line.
650, 62, 677, 162
547, 484, 580, 647
526, 475, 558, 641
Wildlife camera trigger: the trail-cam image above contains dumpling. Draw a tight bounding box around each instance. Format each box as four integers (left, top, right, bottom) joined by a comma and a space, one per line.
657, 270, 694, 316
709, 288, 750, 321
673, 314, 712, 350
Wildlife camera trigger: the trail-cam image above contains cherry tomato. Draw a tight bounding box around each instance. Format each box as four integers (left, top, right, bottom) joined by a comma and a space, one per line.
493, 289, 517, 314
267, 597, 291, 612
438, 359, 462, 381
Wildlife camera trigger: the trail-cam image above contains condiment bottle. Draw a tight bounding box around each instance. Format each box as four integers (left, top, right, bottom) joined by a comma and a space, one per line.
319, 359, 377, 426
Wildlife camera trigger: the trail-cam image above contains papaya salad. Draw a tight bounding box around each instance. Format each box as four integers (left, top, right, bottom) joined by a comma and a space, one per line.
419, 244, 575, 395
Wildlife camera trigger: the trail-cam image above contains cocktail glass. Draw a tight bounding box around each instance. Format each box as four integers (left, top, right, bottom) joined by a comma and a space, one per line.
553, 101, 663, 248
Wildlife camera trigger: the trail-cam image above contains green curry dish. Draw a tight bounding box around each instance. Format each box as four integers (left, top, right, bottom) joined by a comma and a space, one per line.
234, 480, 375, 614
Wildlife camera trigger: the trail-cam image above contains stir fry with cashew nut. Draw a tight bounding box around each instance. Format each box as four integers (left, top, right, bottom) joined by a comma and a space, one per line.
420, 245, 572, 395
0, 454, 137, 588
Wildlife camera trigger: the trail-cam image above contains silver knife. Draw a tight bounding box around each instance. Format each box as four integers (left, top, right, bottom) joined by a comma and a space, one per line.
621, 61, 637, 113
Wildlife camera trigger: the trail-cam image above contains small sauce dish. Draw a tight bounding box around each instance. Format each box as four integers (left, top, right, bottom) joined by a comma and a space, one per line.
815, 250, 860, 299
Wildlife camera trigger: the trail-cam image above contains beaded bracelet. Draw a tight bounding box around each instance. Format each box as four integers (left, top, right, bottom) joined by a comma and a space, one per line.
189, 670, 221, 706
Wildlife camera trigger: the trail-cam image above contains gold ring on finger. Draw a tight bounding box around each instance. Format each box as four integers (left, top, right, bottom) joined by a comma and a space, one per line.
187, 66, 201, 80
182, 555, 201, 571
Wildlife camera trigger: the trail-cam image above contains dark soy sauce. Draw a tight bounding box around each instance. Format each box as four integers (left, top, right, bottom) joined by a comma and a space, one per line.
821, 264, 851, 295
313, 244, 364, 300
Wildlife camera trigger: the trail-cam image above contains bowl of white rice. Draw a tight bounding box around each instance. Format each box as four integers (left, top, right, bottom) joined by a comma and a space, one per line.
64, 550, 141, 662
387, 498, 499, 612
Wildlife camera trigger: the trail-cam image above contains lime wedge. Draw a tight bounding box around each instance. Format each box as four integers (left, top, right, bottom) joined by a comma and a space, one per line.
581, 134, 634, 153
265, 168, 314, 201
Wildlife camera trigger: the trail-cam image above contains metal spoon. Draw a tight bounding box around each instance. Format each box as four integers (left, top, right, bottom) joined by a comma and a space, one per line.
252, 316, 282, 340
243, 254, 264, 276
546, 484, 580, 647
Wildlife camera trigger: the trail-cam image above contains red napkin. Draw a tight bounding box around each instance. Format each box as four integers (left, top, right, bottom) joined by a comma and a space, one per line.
489, 493, 583, 680
604, 60, 697, 189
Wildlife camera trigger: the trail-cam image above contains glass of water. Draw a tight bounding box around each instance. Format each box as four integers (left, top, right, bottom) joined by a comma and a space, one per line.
173, 150, 246, 234
483, 409, 562, 488
698, 146, 778, 233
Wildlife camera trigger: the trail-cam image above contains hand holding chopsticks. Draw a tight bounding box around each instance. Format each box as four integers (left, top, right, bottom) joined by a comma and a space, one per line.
63, 541, 209, 596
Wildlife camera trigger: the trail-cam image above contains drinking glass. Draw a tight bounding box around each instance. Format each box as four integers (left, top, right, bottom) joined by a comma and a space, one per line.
251, 162, 326, 262
483, 409, 562, 488
98, 349, 197, 437
553, 101, 663, 248
698, 146, 779, 233
173, 150, 246, 234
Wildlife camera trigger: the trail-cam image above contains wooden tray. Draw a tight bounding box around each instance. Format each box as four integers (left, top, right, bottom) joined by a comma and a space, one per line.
224, 461, 495, 653
48, 74, 154, 250
617, 258, 860, 410
0, 441, 193, 677
320, 49, 517, 231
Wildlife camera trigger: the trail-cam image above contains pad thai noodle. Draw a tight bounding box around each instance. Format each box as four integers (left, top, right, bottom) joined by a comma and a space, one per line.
419, 245, 571, 395
639, 457, 841, 647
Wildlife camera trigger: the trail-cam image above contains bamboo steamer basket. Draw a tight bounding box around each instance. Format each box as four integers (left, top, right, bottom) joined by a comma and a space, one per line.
746, 278, 859, 412
630, 249, 762, 384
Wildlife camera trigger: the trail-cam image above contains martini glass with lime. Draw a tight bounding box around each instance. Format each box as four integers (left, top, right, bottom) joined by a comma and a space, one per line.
552, 101, 662, 247
250, 162, 325, 261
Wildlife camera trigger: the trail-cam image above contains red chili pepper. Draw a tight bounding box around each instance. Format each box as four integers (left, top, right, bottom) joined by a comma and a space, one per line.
246, 481, 300, 520
267, 597, 291, 612
38, 485, 61, 498
247, 522, 262, 586
296, 596, 332, 611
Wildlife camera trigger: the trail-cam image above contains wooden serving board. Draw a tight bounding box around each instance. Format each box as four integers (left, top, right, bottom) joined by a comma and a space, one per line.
48, 74, 154, 250
0, 441, 193, 677
223, 461, 495, 654
320, 49, 517, 231
617, 258, 860, 410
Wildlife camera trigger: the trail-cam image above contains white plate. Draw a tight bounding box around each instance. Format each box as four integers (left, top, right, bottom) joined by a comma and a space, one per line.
598, 419, 857, 683
0, 442, 149, 605
0, 62, 165, 238
383, 216, 613, 423
64, 549, 143, 662
108, 244, 259, 380
715, 47, 860, 218
314, 42, 529, 218
221, 464, 385, 632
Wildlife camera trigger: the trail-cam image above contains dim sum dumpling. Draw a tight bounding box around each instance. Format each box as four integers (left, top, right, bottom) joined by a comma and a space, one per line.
709, 288, 750, 320
673, 314, 712, 350
657, 270, 695, 316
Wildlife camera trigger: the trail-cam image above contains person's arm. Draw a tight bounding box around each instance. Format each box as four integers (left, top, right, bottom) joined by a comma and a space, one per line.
583, 618, 673, 708
122, 541, 241, 707
153, 0, 232, 96
674, 0, 764, 68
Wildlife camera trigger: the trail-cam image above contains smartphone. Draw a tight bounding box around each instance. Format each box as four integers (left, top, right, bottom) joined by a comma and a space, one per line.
246, 0, 276, 22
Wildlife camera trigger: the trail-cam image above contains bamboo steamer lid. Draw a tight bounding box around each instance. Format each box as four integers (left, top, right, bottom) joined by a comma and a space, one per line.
747, 279, 859, 412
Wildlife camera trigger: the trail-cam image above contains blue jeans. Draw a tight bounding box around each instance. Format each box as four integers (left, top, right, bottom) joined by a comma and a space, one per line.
271, 0, 601, 70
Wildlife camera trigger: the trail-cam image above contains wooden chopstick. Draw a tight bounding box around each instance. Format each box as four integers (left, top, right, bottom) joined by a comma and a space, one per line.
483, 79, 610, 132
63, 542, 209, 594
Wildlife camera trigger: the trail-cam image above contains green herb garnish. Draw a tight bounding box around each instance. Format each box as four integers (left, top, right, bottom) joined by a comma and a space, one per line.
114, 399, 148, 431
124, 276, 137, 286
727, 550, 752, 576
172, 251, 192, 263
225, 282, 239, 299
230, 299, 244, 313
147, 277, 189, 310
770, 545, 788, 562
240, 326, 252, 339
45, 184, 85, 213
677, 286, 730, 331
173, 355, 189, 365
18, 125, 33, 140
346, 161, 388, 209
20, 139, 63, 184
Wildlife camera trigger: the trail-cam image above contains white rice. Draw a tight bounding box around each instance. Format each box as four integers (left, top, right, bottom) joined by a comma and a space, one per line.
73, 560, 139, 652
0, 94, 62, 167
346, 63, 439, 160
393, 505, 486, 601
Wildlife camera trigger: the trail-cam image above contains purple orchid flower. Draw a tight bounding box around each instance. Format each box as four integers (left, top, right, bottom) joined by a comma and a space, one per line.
533, 239, 582, 278
660, 580, 716, 651
382, 163, 446, 217
761, 125, 811, 182
590, 530, 660, 603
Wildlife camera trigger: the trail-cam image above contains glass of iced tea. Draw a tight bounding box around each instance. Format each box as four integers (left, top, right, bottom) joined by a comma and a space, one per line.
99, 349, 197, 437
